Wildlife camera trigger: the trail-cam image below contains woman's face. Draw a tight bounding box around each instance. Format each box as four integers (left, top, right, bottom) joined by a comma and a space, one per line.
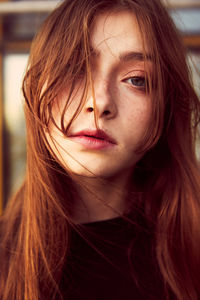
47, 10, 153, 179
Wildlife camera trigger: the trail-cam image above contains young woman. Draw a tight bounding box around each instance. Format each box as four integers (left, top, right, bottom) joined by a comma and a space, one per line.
0, 0, 200, 299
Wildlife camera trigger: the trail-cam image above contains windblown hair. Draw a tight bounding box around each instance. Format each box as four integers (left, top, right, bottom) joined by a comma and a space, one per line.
0, 0, 200, 299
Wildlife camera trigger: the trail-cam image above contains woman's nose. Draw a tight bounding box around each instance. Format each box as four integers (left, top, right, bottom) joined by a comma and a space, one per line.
84, 79, 118, 119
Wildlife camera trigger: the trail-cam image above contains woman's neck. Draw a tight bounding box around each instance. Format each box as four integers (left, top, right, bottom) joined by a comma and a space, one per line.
71, 173, 133, 224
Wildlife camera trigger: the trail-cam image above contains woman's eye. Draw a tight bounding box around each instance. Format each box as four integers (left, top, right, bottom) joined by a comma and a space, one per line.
126, 76, 146, 88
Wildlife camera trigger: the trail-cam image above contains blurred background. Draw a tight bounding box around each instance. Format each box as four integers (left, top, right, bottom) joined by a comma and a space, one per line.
0, 0, 200, 212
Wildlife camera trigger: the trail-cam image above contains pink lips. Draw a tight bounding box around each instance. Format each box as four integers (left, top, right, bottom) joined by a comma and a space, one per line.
68, 129, 116, 150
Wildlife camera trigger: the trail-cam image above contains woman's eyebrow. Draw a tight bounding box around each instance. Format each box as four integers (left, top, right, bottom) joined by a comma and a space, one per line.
119, 51, 152, 62
89, 47, 152, 62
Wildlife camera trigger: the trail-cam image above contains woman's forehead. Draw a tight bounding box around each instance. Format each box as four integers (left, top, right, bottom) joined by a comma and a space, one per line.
90, 10, 147, 56
89, 10, 151, 69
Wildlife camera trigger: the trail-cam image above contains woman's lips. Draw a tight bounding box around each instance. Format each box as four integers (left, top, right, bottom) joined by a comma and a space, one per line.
68, 129, 116, 150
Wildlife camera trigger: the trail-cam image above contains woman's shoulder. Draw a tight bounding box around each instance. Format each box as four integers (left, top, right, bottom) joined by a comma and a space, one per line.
0, 205, 22, 256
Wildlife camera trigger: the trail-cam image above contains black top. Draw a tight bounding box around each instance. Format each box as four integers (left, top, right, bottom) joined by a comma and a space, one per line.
59, 216, 167, 300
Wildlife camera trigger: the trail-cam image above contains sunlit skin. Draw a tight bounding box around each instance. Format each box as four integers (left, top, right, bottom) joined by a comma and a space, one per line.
46, 11, 153, 222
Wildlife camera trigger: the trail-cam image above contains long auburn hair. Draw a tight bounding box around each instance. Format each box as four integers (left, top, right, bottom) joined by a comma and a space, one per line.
1, 0, 200, 299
